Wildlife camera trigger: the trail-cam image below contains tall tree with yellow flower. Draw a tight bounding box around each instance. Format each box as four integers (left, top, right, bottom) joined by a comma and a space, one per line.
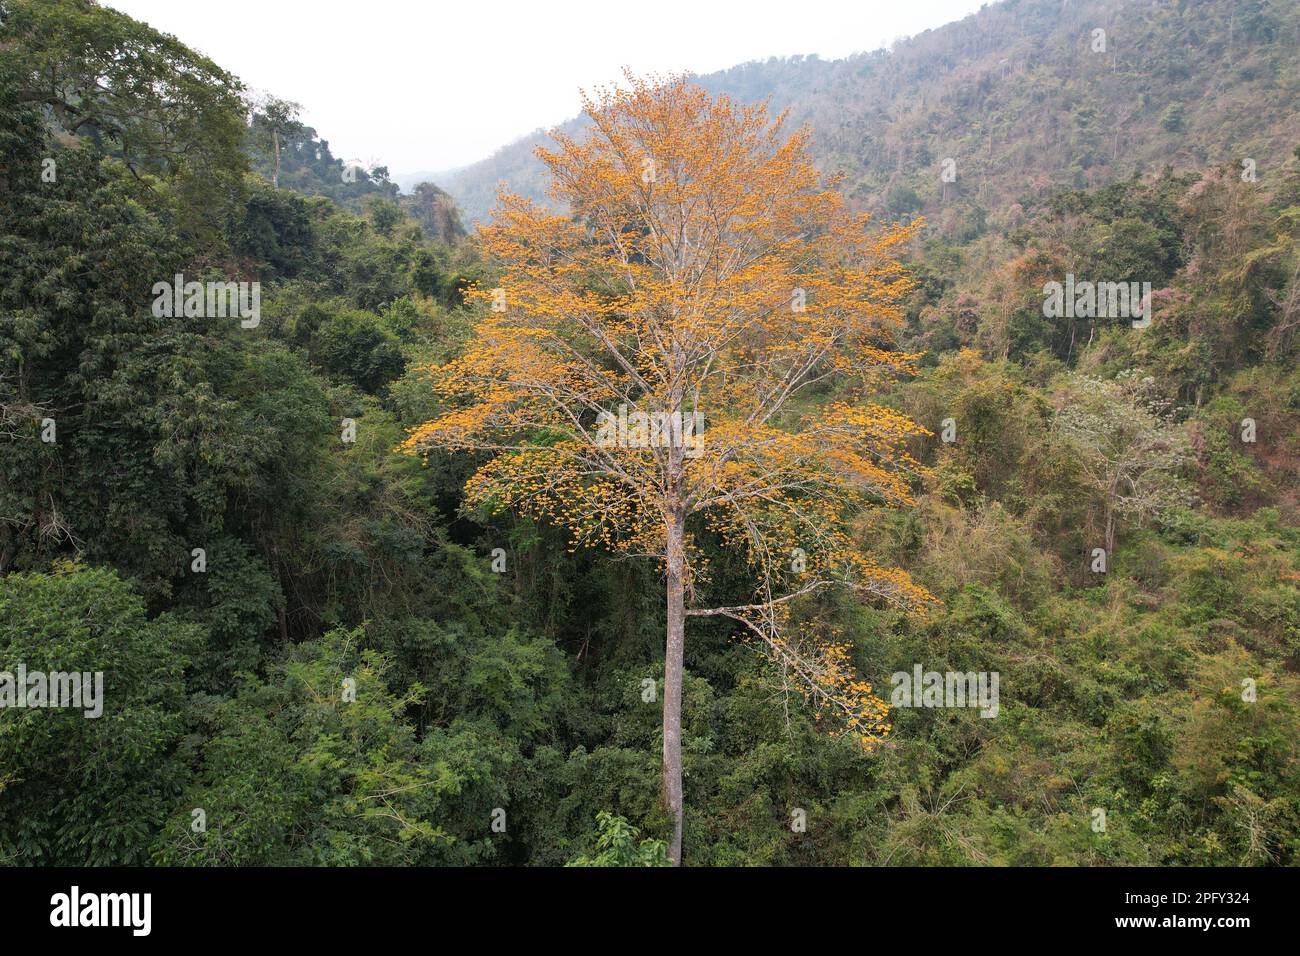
403, 74, 935, 864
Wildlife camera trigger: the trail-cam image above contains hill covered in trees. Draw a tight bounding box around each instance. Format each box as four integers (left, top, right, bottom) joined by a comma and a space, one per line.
244, 110, 467, 244
1, 0, 1296, 868
442, 0, 1300, 231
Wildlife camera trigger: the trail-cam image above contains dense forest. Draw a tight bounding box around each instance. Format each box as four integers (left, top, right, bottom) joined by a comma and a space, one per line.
1, 0, 1297, 869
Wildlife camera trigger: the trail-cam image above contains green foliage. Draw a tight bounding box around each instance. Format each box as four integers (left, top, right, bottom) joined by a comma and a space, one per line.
310, 306, 406, 394
0, 565, 200, 865
567, 812, 670, 867
153, 628, 444, 866
1, 0, 248, 245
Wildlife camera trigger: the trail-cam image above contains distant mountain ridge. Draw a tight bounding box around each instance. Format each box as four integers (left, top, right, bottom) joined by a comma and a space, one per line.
438, 0, 1300, 233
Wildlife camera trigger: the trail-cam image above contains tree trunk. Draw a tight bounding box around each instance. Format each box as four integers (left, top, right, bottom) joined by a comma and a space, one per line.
663, 500, 686, 865
272, 127, 280, 188
1104, 502, 1116, 559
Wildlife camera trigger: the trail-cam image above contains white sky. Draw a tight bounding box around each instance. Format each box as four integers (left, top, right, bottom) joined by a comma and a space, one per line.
105, 0, 987, 176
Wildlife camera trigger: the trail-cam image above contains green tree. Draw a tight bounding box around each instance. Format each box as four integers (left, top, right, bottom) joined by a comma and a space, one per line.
0, 564, 200, 864
567, 812, 670, 867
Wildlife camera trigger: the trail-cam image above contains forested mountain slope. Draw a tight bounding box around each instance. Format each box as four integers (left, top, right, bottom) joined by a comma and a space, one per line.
244, 115, 467, 243
442, 0, 1300, 229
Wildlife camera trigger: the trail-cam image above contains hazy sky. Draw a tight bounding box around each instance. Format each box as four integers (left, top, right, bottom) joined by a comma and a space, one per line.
105, 0, 987, 175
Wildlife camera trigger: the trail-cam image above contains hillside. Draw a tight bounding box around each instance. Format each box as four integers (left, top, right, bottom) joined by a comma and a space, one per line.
442, 0, 1300, 230
245, 116, 467, 243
